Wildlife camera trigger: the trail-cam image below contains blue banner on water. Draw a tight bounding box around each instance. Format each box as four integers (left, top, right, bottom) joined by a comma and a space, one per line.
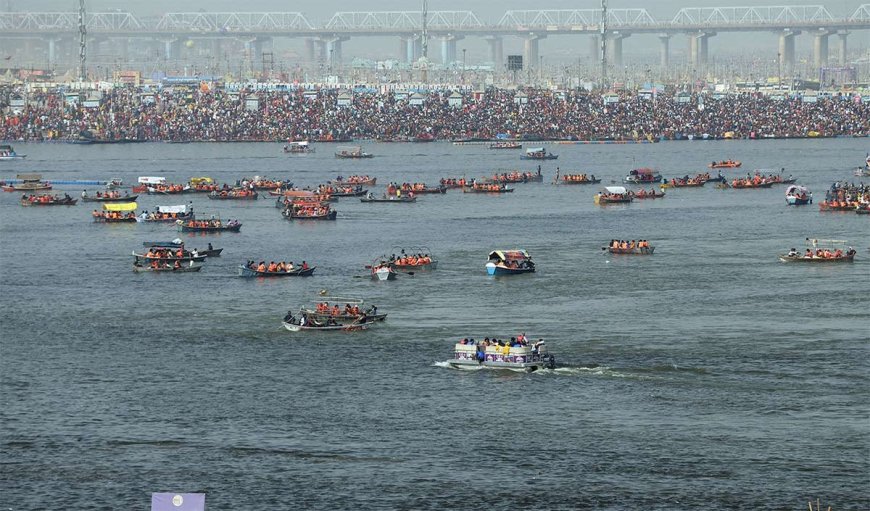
151, 493, 205, 511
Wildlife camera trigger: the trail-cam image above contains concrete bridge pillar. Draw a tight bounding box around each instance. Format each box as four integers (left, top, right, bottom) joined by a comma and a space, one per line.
778, 29, 800, 72
485, 36, 503, 68
327, 37, 348, 65
607, 32, 629, 68
658, 34, 670, 68
439, 35, 462, 64
162, 38, 179, 60
813, 30, 833, 69
589, 35, 599, 60
837, 32, 848, 65
48, 38, 60, 68
117, 38, 129, 63
305, 38, 316, 63
688, 32, 714, 68
314, 39, 326, 63
523, 34, 545, 70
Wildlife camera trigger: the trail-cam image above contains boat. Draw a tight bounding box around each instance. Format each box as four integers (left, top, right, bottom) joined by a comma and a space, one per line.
0, 144, 27, 160
439, 178, 468, 189
520, 147, 558, 160
334, 145, 373, 159
132, 176, 165, 193
322, 185, 367, 198
462, 183, 514, 193
132, 250, 206, 264
137, 204, 194, 223
398, 184, 447, 194
389, 247, 438, 271
188, 177, 220, 193
247, 178, 292, 190
329, 175, 376, 186
105, 178, 124, 190
486, 250, 535, 276
282, 204, 338, 220
449, 337, 555, 372
489, 141, 522, 149
370, 259, 398, 281
8, 174, 51, 192
708, 160, 741, 169
556, 173, 601, 184
300, 298, 387, 324
208, 189, 258, 200
668, 175, 706, 187
268, 188, 317, 198
238, 263, 315, 277
785, 185, 812, 205
856, 204, 870, 215
275, 195, 335, 209
20, 194, 77, 206
142, 240, 222, 257
147, 183, 190, 194
283, 141, 314, 154
80, 191, 138, 203
730, 178, 774, 189
628, 189, 665, 199
483, 170, 543, 184
604, 240, 655, 255
624, 168, 662, 184
360, 194, 417, 203
282, 318, 371, 332
594, 186, 633, 204
92, 201, 138, 223
409, 132, 435, 143
133, 262, 203, 273
177, 218, 242, 232
779, 239, 856, 263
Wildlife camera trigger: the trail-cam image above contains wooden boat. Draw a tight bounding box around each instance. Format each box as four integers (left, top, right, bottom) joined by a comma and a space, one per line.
595, 186, 633, 204
147, 183, 190, 194
132, 176, 165, 193
238, 264, 315, 277
93, 201, 138, 223
137, 211, 194, 223
208, 190, 258, 200
334, 145, 373, 159
557, 174, 601, 184
249, 179, 292, 190
283, 141, 314, 154
855, 206, 870, 215
605, 245, 655, 255
489, 141, 522, 149
779, 239, 856, 263
818, 201, 858, 211
439, 178, 467, 189
10, 174, 51, 192
520, 147, 557, 160
282, 320, 370, 332
20, 195, 77, 206
390, 246, 438, 271
730, 180, 774, 189
486, 250, 535, 276
177, 219, 242, 232
669, 178, 706, 187
360, 195, 417, 203
483, 171, 543, 184
142, 241, 222, 257
628, 190, 665, 199
132, 251, 207, 264
624, 168, 662, 184
268, 189, 317, 198
328, 187, 368, 198
0, 144, 26, 160
187, 177, 219, 193
462, 184, 514, 193
450, 339, 555, 372
399, 185, 446, 194
81, 192, 138, 203
282, 207, 337, 220
300, 297, 387, 325
329, 175, 376, 186
133, 263, 203, 273
708, 160, 741, 168
785, 185, 812, 205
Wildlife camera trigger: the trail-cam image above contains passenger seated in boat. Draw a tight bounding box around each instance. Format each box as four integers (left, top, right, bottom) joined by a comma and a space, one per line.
331, 305, 340, 316
787, 248, 798, 257
257, 262, 266, 272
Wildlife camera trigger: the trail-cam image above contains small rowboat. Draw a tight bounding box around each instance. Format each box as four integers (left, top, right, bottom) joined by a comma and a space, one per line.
133, 263, 203, 273
708, 161, 741, 169
133, 251, 207, 263
462, 185, 514, 193
392, 260, 438, 271
137, 212, 194, 223
779, 254, 854, 263
20, 197, 77, 206
669, 180, 706, 188
282, 209, 337, 220
141, 241, 223, 257
730, 181, 774, 189
81, 193, 138, 203
489, 141, 522, 149
329, 188, 368, 197
282, 320, 371, 332
238, 265, 315, 277
400, 186, 446, 194
605, 246, 655, 255
629, 191, 665, 199
208, 190, 258, 200
329, 176, 377, 186
360, 195, 417, 203
177, 220, 242, 232
520, 148, 558, 160
557, 176, 601, 185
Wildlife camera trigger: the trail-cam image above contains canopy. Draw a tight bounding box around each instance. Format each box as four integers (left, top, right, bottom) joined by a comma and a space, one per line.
17, 173, 41, 180
336, 145, 361, 152
103, 202, 137, 212
605, 186, 627, 194
488, 249, 530, 262
630, 168, 655, 176
189, 177, 213, 185
138, 176, 166, 185
288, 141, 309, 147
526, 147, 544, 153
157, 205, 187, 214
785, 185, 807, 195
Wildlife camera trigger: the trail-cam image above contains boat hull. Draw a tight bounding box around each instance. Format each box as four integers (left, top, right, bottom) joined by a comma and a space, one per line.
282, 321, 370, 332
360, 197, 417, 203
779, 255, 854, 263
392, 261, 438, 271
786, 196, 811, 205
81, 194, 138, 203
238, 265, 315, 277
607, 246, 655, 255
133, 264, 202, 272
20, 198, 77, 206
178, 224, 242, 232
486, 263, 535, 276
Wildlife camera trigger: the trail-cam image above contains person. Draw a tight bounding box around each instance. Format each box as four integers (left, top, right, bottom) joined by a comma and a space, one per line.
787, 248, 798, 257
301, 261, 308, 270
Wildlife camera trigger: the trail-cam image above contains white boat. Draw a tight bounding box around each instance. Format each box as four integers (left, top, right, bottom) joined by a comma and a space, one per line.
785, 185, 812, 205
284, 141, 314, 154
372, 265, 396, 281
0, 144, 26, 161
448, 339, 556, 372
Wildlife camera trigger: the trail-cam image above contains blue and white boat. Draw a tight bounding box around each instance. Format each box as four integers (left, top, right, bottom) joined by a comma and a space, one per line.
785, 184, 812, 205
486, 250, 535, 275
0, 144, 26, 161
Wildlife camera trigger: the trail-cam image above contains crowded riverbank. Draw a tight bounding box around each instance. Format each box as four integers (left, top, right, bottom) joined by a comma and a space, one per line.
2, 85, 868, 143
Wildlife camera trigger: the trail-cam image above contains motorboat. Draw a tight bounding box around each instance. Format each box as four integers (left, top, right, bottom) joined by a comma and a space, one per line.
785, 185, 812, 205
624, 168, 662, 184
449, 337, 555, 372
486, 250, 535, 275
594, 186, 633, 204
0, 144, 27, 160
779, 239, 856, 263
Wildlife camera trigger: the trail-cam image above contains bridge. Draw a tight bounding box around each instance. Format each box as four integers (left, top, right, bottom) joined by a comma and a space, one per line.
1, 5, 868, 73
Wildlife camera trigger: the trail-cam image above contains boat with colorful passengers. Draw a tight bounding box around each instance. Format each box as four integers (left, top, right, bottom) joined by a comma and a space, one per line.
448, 335, 556, 372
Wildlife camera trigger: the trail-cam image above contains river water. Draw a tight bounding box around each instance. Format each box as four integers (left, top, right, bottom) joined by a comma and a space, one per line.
1, 139, 868, 510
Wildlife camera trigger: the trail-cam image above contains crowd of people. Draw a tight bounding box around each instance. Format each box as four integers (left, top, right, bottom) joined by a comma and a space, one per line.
2, 86, 868, 142
21, 193, 73, 204
245, 260, 307, 273
609, 240, 652, 250
819, 181, 870, 210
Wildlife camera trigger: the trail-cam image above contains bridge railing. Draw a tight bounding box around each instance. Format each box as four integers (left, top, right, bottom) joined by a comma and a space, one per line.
325, 11, 482, 31
0, 11, 144, 31
497, 9, 656, 28
671, 5, 834, 25
155, 12, 315, 32
851, 4, 870, 22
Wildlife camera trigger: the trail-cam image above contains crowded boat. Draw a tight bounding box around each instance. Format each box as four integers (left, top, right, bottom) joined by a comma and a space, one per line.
463, 182, 513, 193
779, 239, 856, 263
282, 203, 338, 220
489, 141, 522, 149
486, 250, 535, 275
361, 192, 417, 203
398, 182, 447, 194
594, 186, 633, 204
389, 249, 438, 271
238, 260, 314, 277
555, 169, 600, 184
93, 202, 137, 222
177, 218, 242, 232
624, 168, 662, 184
818, 181, 868, 211
668, 174, 707, 187
449, 334, 556, 372
133, 246, 206, 264
439, 177, 467, 189
300, 298, 386, 324
20, 193, 76, 206
521, 147, 558, 160
334, 145, 373, 159
80, 189, 136, 202
330, 175, 376, 186
283, 141, 314, 154
370, 260, 398, 281
628, 188, 665, 199
785, 185, 812, 205
147, 182, 189, 194
316, 184, 367, 197
188, 177, 220, 193
708, 160, 741, 168
605, 239, 655, 255
0, 144, 26, 160
208, 188, 258, 200
483, 169, 543, 184
137, 205, 193, 223
133, 260, 203, 272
